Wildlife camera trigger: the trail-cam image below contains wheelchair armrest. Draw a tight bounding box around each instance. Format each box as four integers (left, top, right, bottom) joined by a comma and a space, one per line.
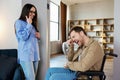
76, 70, 105, 77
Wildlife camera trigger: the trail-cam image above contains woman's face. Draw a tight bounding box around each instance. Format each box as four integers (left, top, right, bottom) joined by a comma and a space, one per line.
29, 7, 36, 19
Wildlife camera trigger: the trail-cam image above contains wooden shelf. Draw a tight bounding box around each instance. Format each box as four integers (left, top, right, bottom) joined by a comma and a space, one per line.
67, 18, 114, 54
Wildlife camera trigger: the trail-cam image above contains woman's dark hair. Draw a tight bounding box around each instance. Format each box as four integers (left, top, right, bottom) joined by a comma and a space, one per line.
69, 26, 87, 36
19, 3, 39, 32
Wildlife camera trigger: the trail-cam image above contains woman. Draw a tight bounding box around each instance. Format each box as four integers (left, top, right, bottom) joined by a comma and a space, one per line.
14, 3, 40, 80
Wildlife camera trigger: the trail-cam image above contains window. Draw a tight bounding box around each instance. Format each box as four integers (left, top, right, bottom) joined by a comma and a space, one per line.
50, 2, 59, 41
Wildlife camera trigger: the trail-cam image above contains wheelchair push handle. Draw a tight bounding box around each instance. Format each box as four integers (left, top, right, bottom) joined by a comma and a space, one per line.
106, 53, 118, 57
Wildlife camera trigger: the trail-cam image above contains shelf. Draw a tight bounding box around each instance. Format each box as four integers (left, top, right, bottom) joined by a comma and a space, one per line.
103, 30, 114, 32
104, 23, 114, 25
67, 18, 114, 55
91, 36, 102, 38
104, 48, 113, 50
103, 36, 113, 38
103, 42, 113, 44
86, 30, 102, 32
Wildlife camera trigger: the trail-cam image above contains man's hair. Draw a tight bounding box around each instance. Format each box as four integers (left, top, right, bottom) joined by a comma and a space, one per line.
69, 26, 87, 36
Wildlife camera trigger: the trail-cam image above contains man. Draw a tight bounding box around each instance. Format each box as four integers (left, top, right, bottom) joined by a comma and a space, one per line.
45, 26, 104, 80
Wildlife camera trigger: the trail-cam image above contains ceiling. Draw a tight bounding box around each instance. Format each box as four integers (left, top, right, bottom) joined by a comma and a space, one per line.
61, 0, 106, 5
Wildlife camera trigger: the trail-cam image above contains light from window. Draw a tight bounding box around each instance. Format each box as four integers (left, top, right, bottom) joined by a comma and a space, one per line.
50, 2, 58, 22
50, 2, 59, 41
50, 22, 58, 41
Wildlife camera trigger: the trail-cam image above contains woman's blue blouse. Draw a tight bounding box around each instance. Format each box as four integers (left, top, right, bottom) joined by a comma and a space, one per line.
15, 20, 40, 62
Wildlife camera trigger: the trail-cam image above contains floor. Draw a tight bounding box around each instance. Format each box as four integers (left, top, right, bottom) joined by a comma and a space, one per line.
50, 53, 113, 80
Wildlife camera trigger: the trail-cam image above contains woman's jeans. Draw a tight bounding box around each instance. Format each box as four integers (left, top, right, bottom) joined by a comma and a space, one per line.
20, 61, 39, 80
45, 67, 76, 80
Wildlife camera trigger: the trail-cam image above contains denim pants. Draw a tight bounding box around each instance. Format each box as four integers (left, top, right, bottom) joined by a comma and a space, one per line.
20, 61, 39, 80
45, 67, 76, 80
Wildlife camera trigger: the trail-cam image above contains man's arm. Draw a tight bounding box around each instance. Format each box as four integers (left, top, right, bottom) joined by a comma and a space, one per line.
66, 43, 74, 61
66, 41, 104, 72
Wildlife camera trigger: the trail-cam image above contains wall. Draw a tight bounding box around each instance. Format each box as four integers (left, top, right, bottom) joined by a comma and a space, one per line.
113, 0, 120, 79
66, 0, 114, 40
0, 0, 49, 80
68, 0, 114, 20
0, 0, 61, 79
50, 41, 62, 55
0, 0, 21, 49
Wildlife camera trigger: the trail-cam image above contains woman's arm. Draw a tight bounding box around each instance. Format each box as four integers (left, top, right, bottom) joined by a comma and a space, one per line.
15, 20, 33, 41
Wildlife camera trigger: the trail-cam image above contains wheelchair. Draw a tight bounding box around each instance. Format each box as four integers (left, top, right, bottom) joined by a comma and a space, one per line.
74, 53, 118, 80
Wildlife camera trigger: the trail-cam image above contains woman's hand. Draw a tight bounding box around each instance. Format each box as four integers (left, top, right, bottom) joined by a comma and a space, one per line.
26, 16, 32, 24
35, 32, 40, 39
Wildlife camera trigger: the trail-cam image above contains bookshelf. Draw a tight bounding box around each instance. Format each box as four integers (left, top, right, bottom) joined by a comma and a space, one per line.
67, 18, 114, 54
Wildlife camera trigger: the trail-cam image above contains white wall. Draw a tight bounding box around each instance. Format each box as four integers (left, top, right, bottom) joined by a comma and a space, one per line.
68, 0, 114, 20
50, 41, 62, 55
0, 0, 21, 49
0, 0, 49, 80
113, 0, 120, 79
